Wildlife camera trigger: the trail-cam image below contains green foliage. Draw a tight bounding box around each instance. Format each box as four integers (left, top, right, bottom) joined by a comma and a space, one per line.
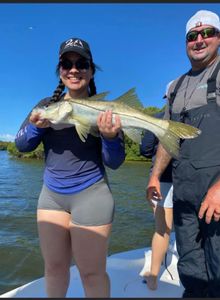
125, 135, 147, 161
124, 105, 164, 161
0, 141, 11, 150
7, 142, 44, 159
142, 106, 163, 116
7, 138, 148, 162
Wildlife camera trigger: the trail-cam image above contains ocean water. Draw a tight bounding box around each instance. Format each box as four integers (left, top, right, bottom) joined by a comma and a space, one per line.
0, 151, 154, 295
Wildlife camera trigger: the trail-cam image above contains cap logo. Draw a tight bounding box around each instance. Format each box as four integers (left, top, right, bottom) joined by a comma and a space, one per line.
64, 39, 84, 50
73, 39, 84, 48
195, 21, 203, 27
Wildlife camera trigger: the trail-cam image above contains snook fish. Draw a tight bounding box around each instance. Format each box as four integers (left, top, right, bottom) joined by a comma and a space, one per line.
32, 88, 201, 158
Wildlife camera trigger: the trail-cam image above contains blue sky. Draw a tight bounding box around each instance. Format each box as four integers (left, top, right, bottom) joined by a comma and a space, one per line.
1, 3, 220, 141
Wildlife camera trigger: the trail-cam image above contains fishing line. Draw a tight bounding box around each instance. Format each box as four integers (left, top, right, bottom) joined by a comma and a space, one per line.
4, 251, 32, 280
164, 252, 174, 280
124, 277, 142, 292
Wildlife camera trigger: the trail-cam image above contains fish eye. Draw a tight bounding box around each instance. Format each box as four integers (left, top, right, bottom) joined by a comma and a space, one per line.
43, 103, 53, 109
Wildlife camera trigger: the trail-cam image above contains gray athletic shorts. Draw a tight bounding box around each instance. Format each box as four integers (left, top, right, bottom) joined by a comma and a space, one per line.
37, 178, 115, 226
151, 182, 173, 208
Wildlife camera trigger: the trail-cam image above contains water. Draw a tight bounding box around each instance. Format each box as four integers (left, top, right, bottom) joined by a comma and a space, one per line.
0, 151, 154, 295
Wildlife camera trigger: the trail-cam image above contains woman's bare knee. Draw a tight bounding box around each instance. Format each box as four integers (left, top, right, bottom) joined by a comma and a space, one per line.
45, 260, 70, 275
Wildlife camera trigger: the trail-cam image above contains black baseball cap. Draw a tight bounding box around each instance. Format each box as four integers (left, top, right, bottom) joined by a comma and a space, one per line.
59, 38, 93, 60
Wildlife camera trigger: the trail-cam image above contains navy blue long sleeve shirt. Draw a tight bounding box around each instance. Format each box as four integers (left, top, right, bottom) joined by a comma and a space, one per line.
15, 97, 126, 194
140, 111, 172, 183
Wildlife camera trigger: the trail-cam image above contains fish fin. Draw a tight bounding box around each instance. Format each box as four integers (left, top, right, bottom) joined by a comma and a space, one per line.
89, 92, 110, 101
74, 116, 92, 142
123, 128, 143, 144
168, 120, 201, 139
155, 120, 201, 159
156, 132, 181, 159
114, 88, 144, 109
75, 124, 91, 142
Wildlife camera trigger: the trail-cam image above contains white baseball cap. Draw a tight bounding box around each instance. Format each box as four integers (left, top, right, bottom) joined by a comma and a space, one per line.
186, 10, 220, 35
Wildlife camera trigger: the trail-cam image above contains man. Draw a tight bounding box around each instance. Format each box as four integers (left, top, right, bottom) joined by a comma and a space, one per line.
147, 10, 220, 298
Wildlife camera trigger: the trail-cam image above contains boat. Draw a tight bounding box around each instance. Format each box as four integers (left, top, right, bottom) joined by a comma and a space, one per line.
0, 232, 183, 298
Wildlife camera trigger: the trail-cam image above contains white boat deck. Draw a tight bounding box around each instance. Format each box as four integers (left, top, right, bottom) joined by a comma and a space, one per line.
0, 233, 183, 298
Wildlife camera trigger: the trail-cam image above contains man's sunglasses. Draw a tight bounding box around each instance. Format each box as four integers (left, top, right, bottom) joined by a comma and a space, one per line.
186, 27, 219, 42
59, 58, 91, 72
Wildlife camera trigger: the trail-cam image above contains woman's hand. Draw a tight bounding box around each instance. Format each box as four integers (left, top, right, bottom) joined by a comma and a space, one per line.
97, 110, 121, 139
29, 112, 50, 128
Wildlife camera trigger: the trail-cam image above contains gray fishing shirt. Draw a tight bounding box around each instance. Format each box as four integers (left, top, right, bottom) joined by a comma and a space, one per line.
164, 55, 220, 119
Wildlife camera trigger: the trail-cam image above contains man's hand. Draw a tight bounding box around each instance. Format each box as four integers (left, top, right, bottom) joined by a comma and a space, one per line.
146, 176, 162, 208
199, 180, 220, 224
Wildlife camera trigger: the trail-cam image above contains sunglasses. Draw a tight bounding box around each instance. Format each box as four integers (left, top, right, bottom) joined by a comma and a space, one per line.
186, 27, 219, 42
59, 58, 91, 72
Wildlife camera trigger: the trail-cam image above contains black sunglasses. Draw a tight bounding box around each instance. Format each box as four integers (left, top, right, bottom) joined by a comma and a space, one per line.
59, 58, 91, 72
186, 27, 219, 42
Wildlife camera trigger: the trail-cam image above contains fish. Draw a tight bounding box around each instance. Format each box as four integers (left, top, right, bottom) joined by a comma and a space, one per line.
32, 88, 201, 158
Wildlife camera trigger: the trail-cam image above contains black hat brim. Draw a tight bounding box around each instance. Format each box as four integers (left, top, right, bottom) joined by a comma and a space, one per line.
60, 47, 91, 60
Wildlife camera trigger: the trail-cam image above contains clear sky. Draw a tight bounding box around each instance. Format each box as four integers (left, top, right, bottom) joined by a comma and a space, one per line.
1, 3, 220, 141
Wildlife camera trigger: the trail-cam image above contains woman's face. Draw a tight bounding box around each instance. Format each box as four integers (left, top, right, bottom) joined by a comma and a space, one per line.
59, 52, 93, 97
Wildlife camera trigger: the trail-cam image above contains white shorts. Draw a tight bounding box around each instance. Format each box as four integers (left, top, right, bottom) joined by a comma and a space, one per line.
151, 182, 173, 208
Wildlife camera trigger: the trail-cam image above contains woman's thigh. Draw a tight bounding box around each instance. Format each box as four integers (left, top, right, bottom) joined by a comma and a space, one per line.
37, 209, 72, 265
70, 223, 112, 274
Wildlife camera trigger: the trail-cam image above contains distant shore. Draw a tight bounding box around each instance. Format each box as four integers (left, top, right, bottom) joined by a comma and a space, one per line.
1, 141, 149, 162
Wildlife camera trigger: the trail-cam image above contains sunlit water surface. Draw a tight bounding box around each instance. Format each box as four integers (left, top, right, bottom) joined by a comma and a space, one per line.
0, 151, 153, 294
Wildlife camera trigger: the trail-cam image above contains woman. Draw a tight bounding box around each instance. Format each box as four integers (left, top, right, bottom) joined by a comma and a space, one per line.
140, 82, 173, 291
15, 37, 125, 297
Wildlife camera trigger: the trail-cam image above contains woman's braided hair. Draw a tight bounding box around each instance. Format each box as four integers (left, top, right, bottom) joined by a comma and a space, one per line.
50, 79, 65, 103
50, 60, 97, 103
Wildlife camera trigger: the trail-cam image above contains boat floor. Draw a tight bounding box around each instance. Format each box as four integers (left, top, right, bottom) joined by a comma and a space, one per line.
1, 240, 183, 298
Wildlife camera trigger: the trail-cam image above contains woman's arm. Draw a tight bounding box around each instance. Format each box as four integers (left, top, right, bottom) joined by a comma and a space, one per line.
15, 98, 50, 152
15, 123, 47, 152
101, 131, 125, 170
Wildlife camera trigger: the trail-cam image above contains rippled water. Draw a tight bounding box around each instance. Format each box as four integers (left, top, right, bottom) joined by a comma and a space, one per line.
0, 151, 153, 295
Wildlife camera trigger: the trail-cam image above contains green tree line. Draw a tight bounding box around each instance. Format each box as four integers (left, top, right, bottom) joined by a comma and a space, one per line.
4, 106, 164, 161
0, 141, 11, 150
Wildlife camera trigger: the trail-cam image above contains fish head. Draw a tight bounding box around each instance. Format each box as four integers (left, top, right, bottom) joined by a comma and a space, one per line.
32, 101, 73, 124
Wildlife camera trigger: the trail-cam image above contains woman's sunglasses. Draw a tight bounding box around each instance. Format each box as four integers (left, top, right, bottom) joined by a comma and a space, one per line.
186, 27, 219, 42
59, 58, 91, 72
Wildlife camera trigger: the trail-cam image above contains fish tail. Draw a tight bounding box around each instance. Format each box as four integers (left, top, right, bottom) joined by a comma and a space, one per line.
168, 120, 201, 139
156, 120, 201, 158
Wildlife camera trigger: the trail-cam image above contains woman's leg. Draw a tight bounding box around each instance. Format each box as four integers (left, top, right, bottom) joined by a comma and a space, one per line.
70, 222, 112, 298
145, 206, 173, 290
37, 209, 72, 297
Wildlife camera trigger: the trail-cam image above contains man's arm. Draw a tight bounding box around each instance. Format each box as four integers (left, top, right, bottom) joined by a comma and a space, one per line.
146, 143, 172, 201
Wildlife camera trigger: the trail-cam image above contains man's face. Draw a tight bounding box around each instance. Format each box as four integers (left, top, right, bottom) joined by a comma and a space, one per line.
186, 25, 220, 69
